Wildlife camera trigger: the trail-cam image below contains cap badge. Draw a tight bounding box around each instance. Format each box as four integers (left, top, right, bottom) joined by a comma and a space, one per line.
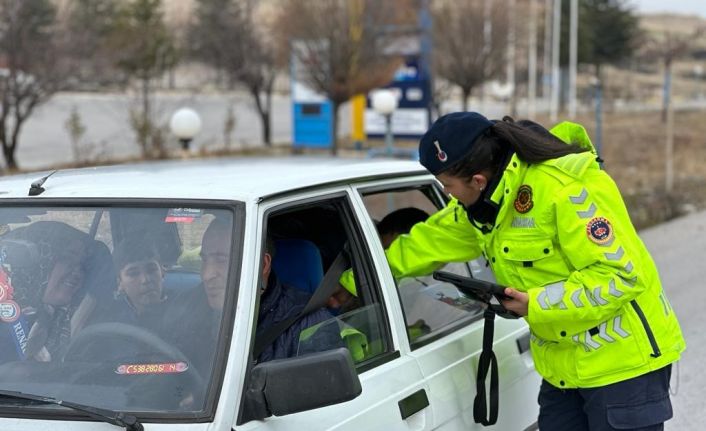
433, 140, 448, 162
586, 217, 613, 244
514, 185, 534, 213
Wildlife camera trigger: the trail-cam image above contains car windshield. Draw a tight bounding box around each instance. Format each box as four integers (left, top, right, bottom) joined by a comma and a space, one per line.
0, 205, 241, 417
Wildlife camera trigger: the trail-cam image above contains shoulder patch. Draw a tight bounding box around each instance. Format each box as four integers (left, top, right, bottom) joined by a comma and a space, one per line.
514, 185, 534, 213
586, 217, 613, 244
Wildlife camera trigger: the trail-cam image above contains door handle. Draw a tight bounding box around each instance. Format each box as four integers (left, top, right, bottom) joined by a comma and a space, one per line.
516, 331, 531, 354
398, 389, 429, 420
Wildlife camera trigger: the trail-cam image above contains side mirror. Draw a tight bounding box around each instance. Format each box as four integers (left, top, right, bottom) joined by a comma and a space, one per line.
241, 348, 362, 422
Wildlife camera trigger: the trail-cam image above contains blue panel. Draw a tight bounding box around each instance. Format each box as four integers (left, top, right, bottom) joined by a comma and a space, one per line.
293, 101, 333, 148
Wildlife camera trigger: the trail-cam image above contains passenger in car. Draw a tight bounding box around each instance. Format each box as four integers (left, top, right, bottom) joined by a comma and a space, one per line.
166, 218, 341, 372
336, 208, 434, 342
333, 207, 430, 314
91, 237, 168, 331
255, 234, 343, 362
378, 207, 430, 249
1, 221, 92, 362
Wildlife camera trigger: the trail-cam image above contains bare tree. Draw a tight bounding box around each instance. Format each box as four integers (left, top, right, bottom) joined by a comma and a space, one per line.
64, 106, 85, 162
640, 27, 705, 193
642, 28, 705, 123
0, 0, 63, 171
275, 0, 406, 154
432, 0, 509, 112
190, 0, 277, 146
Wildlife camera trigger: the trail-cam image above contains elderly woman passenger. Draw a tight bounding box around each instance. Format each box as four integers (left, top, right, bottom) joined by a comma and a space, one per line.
2, 221, 93, 362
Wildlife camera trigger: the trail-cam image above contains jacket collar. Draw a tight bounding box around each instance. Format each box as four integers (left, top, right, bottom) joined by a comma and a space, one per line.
488, 153, 529, 231
259, 273, 282, 321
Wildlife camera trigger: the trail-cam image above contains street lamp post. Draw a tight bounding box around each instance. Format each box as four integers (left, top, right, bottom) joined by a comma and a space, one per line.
169, 108, 202, 157
371, 90, 398, 156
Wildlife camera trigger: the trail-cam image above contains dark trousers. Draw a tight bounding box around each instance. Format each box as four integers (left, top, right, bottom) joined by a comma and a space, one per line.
538, 366, 673, 431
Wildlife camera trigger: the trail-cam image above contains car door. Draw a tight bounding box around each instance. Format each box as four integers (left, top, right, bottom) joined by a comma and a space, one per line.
351, 177, 540, 430
234, 186, 435, 431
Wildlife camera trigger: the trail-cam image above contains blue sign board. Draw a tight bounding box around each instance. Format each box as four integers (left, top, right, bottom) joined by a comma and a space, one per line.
291, 40, 333, 149
292, 102, 333, 148
366, 56, 432, 140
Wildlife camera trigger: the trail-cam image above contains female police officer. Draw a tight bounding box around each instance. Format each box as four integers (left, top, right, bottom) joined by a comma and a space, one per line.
384, 112, 684, 431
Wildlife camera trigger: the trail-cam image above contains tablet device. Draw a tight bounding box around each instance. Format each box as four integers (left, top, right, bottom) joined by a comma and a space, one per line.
433, 270, 510, 301
432, 271, 519, 319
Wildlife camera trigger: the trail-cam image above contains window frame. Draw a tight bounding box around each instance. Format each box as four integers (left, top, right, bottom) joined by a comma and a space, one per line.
237, 188, 400, 424
255, 191, 398, 367
353, 180, 487, 350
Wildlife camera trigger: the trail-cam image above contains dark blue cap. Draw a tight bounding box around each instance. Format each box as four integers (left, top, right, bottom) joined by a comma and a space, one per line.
418, 112, 494, 175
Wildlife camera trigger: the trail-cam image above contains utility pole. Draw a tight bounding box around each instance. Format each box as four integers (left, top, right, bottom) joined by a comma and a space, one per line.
550, 0, 561, 122
482, 0, 492, 111
419, 0, 433, 124
568, 0, 578, 119
528, 0, 538, 118
665, 68, 674, 192
507, 0, 517, 116
542, 0, 552, 102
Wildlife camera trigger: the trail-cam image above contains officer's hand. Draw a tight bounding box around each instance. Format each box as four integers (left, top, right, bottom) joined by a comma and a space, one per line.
501, 288, 528, 317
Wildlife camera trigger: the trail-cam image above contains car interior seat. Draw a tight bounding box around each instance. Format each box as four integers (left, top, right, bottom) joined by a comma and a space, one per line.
271, 239, 324, 295
72, 239, 117, 334
272, 239, 377, 363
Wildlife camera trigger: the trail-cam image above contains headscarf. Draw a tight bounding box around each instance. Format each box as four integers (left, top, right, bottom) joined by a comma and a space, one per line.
1, 221, 89, 360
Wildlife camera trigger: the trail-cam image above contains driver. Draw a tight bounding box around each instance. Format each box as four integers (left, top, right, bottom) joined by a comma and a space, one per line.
167, 217, 340, 373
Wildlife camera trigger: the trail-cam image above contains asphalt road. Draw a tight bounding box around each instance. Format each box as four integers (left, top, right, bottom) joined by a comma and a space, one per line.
18, 92, 296, 170
12, 90, 706, 171
15, 92, 512, 171
640, 210, 706, 430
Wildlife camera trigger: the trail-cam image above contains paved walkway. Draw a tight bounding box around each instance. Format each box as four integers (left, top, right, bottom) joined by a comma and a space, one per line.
640, 210, 706, 430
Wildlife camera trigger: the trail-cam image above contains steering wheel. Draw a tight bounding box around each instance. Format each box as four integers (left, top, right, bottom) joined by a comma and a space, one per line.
63, 322, 205, 394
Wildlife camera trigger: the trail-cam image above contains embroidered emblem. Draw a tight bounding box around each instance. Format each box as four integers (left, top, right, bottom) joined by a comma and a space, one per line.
511, 216, 536, 228
0, 300, 20, 323
586, 217, 613, 244
433, 140, 448, 162
514, 185, 534, 213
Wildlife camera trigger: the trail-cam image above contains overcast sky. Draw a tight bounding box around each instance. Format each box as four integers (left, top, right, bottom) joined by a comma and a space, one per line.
631, 0, 706, 18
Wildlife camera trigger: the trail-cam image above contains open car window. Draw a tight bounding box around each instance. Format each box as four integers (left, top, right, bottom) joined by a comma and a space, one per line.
254, 195, 396, 372
360, 184, 490, 346
0, 204, 242, 418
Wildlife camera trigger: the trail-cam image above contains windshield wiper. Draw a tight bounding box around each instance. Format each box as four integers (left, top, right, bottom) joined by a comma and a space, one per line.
0, 389, 143, 431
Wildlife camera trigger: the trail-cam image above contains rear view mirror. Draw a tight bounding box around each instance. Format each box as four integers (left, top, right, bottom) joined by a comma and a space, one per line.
241, 348, 362, 422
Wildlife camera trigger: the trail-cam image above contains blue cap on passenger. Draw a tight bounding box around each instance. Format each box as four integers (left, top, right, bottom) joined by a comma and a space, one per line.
419, 112, 494, 175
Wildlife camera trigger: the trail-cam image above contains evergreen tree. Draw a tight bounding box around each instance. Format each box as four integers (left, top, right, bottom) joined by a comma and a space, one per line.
110, 0, 178, 157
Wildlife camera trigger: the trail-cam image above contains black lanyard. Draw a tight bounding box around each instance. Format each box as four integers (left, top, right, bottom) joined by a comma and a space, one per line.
473, 309, 499, 426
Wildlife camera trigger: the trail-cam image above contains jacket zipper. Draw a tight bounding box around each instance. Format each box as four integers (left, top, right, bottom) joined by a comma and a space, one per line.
630, 300, 661, 358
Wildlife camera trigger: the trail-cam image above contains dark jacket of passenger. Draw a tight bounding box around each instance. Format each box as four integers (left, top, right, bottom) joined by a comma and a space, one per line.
255, 273, 342, 363
91, 293, 170, 334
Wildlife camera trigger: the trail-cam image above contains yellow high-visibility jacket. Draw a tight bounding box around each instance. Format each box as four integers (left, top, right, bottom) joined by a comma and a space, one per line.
385, 122, 685, 388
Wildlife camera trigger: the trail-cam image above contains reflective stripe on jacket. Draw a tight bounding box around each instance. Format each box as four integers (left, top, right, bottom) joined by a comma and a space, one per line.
385, 122, 685, 388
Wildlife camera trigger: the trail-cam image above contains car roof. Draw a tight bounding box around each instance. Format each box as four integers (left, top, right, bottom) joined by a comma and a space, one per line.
0, 157, 429, 202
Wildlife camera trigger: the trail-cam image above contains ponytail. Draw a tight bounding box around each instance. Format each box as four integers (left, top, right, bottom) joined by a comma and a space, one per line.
444, 116, 587, 179
493, 116, 586, 163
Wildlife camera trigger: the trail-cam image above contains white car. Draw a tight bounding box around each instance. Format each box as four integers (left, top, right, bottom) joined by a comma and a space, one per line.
0, 157, 539, 430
